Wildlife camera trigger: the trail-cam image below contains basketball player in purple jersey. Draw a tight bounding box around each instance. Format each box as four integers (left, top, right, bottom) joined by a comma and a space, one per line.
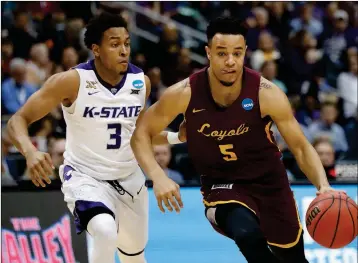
131, 17, 346, 262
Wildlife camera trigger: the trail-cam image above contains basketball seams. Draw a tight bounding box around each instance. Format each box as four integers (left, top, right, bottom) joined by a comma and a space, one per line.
308, 196, 357, 212
346, 198, 356, 242
329, 193, 341, 248
312, 194, 335, 238
347, 197, 358, 210
307, 197, 335, 212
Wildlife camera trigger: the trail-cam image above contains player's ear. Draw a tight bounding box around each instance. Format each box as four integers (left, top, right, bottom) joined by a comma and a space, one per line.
205, 46, 211, 61
92, 44, 100, 58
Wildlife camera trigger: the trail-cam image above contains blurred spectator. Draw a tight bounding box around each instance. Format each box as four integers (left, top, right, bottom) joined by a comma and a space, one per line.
246, 7, 270, 51
132, 53, 148, 73
322, 9, 355, 85
250, 32, 281, 71
294, 94, 321, 126
1, 38, 14, 79
284, 30, 322, 94
343, 116, 358, 161
337, 56, 357, 120
155, 22, 182, 85
147, 67, 167, 105
2, 58, 37, 114
48, 138, 66, 176
260, 61, 287, 93
321, 2, 338, 38
175, 48, 195, 82
308, 102, 348, 152
290, 3, 323, 37
7, 11, 36, 59
313, 138, 337, 180
26, 43, 53, 87
51, 18, 87, 63
267, 2, 291, 44
56, 46, 79, 72
153, 144, 185, 185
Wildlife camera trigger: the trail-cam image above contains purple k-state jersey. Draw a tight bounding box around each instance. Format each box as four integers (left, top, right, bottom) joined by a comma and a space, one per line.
185, 67, 286, 187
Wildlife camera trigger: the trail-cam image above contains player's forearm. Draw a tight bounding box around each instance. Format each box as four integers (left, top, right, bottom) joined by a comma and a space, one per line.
293, 143, 330, 190
7, 115, 37, 157
131, 129, 166, 181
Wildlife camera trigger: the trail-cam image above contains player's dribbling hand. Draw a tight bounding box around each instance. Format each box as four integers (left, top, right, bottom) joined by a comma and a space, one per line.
25, 151, 54, 187
152, 171, 184, 213
316, 186, 347, 196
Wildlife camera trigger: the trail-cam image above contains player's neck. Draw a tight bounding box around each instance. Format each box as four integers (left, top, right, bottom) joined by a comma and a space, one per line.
94, 59, 124, 87
208, 67, 243, 107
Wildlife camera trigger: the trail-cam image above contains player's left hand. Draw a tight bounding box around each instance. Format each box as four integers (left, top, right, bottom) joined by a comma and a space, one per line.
316, 186, 347, 196
178, 120, 187, 142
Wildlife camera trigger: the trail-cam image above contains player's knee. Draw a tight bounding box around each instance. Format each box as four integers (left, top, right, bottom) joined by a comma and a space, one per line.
88, 213, 118, 245
233, 226, 265, 246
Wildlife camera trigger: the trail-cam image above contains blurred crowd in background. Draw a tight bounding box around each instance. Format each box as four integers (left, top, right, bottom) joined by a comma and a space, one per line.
1, 1, 357, 187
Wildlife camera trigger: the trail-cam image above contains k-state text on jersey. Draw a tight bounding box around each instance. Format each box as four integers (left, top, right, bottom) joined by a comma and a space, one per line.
83, 106, 142, 118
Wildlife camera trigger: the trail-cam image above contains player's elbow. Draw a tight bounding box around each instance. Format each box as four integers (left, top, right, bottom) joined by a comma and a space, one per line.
7, 113, 28, 138
131, 126, 149, 149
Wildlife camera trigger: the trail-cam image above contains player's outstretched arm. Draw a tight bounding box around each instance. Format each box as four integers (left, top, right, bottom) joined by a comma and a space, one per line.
259, 77, 343, 195
131, 79, 190, 213
7, 70, 79, 187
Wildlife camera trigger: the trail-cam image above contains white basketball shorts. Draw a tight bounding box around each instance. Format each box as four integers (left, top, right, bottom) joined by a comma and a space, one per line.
58, 164, 148, 255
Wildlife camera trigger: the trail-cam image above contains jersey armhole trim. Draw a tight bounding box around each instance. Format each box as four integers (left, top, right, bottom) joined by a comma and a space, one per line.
62, 68, 81, 114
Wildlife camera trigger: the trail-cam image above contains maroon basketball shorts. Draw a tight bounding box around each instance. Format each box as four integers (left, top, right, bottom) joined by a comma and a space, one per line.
201, 183, 302, 248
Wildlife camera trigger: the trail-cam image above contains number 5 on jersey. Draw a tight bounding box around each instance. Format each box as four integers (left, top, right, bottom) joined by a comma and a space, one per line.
219, 144, 238, 161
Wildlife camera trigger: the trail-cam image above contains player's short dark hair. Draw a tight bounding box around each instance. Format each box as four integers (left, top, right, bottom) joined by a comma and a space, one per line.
206, 17, 248, 44
84, 12, 128, 49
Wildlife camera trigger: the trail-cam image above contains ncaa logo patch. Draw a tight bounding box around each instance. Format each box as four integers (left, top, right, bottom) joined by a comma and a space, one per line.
242, 98, 254, 111
132, 80, 144, 89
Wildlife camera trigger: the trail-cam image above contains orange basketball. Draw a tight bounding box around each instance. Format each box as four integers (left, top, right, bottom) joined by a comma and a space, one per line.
305, 192, 357, 249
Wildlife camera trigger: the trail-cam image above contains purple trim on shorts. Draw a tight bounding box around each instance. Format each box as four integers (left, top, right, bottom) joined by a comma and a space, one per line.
63, 165, 75, 181
73, 200, 114, 234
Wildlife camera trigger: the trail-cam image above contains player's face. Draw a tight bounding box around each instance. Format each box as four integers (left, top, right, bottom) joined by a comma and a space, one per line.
97, 27, 131, 75
205, 34, 246, 87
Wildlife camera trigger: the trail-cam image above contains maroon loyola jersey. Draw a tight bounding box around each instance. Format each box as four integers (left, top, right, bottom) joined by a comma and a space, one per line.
185, 67, 285, 186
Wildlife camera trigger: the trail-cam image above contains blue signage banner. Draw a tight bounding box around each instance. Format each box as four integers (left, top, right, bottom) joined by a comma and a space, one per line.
86, 185, 358, 263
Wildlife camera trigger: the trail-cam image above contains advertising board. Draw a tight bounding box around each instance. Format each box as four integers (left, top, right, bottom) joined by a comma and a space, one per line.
2, 191, 88, 263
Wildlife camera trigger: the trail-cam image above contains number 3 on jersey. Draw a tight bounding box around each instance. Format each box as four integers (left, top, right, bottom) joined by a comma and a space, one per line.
107, 123, 122, 149
219, 144, 238, 161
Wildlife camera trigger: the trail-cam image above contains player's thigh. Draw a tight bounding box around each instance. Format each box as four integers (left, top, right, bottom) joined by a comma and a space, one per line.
59, 165, 117, 234
260, 190, 302, 249
116, 185, 149, 255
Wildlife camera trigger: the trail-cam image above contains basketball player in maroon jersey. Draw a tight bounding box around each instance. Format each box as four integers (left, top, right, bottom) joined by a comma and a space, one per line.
131, 17, 345, 262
